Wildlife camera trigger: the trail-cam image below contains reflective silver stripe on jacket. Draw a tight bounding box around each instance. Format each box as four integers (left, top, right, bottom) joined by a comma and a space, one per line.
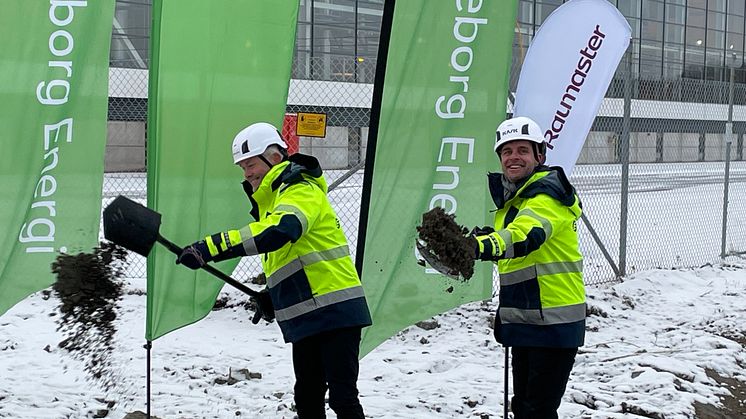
238, 226, 257, 256
274, 285, 365, 322
499, 209, 552, 259
500, 302, 586, 325
266, 245, 350, 288
516, 208, 553, 238
499, 260, 583, 286
497, 229, 514, 258
275, 204, 308, 234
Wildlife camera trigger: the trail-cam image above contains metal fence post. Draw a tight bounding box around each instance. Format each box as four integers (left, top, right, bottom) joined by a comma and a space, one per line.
618, 46, 632, 277
721, 55, 735, 258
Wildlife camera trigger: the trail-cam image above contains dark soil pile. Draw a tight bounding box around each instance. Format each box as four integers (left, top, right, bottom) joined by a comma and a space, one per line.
51, 241, 127, 391
416, 207, 476, 280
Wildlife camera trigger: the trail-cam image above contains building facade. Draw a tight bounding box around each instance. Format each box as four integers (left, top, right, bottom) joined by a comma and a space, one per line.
107, 0, 745, 171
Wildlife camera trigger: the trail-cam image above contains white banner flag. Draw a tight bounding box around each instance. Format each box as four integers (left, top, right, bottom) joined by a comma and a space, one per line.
513, 0, 631, 175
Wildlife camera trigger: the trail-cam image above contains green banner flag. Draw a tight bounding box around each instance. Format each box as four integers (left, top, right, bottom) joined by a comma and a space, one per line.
0, 1, 115, 316
358, 0, 517, 356
146, 0, 298, 340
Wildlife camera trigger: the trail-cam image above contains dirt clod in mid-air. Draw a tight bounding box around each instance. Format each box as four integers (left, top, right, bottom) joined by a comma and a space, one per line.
416, 207, 476, 280
51, 241, 128, 391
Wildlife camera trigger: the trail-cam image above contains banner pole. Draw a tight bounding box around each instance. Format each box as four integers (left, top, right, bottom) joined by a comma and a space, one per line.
144, 340, 152, 418
503, 346, 509, 418
354, 0, 395, 276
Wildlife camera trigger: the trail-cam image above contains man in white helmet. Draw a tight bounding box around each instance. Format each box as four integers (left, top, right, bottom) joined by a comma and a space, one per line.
176, 121, 372, 419
470, 116, 586, 419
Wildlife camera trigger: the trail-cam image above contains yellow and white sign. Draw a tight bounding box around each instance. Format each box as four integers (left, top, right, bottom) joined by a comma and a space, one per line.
296, 112, 327, 137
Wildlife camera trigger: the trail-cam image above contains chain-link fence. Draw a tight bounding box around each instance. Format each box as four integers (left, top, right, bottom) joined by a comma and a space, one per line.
105, 32, 745, 289
573, 48, 746, 285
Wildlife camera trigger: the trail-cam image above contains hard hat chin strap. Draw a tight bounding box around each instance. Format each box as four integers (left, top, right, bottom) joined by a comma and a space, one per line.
258, 147, 288, 169
533, 143, 547, 163
258, 154, 274, 169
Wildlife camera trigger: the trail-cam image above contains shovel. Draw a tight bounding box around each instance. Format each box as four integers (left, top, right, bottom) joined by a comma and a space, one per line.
414, 238, 462, 280
102, 195, 260, 298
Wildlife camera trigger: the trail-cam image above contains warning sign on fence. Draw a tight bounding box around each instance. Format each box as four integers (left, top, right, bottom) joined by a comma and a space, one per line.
296, 112, 327, 137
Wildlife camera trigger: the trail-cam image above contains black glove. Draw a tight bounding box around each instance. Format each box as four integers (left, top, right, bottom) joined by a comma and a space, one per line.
469, 225, 502, 261
251, 289, 275, 324
175, 240, 212, 269
470, 225, 495, 236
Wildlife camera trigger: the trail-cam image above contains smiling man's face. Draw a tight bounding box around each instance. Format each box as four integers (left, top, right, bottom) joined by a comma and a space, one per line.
499, 140, 544, 183
238, 156, 271, 192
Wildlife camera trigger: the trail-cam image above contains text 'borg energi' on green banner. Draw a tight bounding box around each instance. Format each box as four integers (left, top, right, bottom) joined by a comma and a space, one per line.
358, 0, 518, 356
0, 0, 115, 316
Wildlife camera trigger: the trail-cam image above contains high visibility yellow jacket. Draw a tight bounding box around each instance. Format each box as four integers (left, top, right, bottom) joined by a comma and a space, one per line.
207, 154, 371, 343
485, 166, 585, 348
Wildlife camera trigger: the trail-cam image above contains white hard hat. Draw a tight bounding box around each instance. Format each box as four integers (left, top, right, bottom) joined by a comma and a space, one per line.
494, 116, 545, 153
231, 122, 287, 164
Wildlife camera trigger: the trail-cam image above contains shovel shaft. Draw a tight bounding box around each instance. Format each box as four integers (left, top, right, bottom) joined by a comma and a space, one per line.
201, 263, 261, 298
156, 235, 260, 298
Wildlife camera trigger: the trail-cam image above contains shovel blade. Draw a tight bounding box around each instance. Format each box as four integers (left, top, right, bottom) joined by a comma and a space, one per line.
103, 195, 162, 257
415, 239, 461, 280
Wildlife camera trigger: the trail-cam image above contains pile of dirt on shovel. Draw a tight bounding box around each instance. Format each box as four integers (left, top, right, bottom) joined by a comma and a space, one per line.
416, 207, 476, 280
50, 241, 128, 391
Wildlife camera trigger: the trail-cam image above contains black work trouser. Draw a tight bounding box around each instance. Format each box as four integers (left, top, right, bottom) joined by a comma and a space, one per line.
510, 346, 578, 419
292, 326, 365, 419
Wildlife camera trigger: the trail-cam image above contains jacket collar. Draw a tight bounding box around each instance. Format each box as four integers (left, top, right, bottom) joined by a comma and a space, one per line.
242, 153, 326, 220
487, 165, 577, 209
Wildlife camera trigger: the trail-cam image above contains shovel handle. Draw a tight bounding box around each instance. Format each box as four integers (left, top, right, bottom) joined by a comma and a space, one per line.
156, 235, 260, 298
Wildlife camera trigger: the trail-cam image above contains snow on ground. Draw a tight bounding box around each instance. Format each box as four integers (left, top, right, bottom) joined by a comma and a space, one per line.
1, 261, 745, 418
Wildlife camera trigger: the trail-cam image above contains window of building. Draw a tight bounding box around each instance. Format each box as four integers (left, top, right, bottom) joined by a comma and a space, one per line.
303, 0, 382, 82
663, 61, 683, 79
642, 0, 663, 22
687, 7, 707, 28
642, 19, 663, 42
706, 49, 724, 66
689, 0, 707, 9
686, 45, 705, 64
727, 13, 745, 34
110, 0, 151, 69
708, 11, 726, 31
665, 4, 685, 24
314, 23, 355, 55
708, 0, 727, 13
628, 17, 641, 39
726, 49, 742, 67
535, 1, 561, 26
682, 64, 704, 79
707, 29, 725, 49
665, 23, 685, 44
729, 0, 745, 16
664, 42, 685, 63
705, 50, 725, 80
640, 40, 663, 78
617, 0, 641, 18
686, 26, 706, 48
726, 32, 744, 66
517, 0, 534, 25
293, 20, 312, 78
298, 0, 312, 23
356, 1, 383, 83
